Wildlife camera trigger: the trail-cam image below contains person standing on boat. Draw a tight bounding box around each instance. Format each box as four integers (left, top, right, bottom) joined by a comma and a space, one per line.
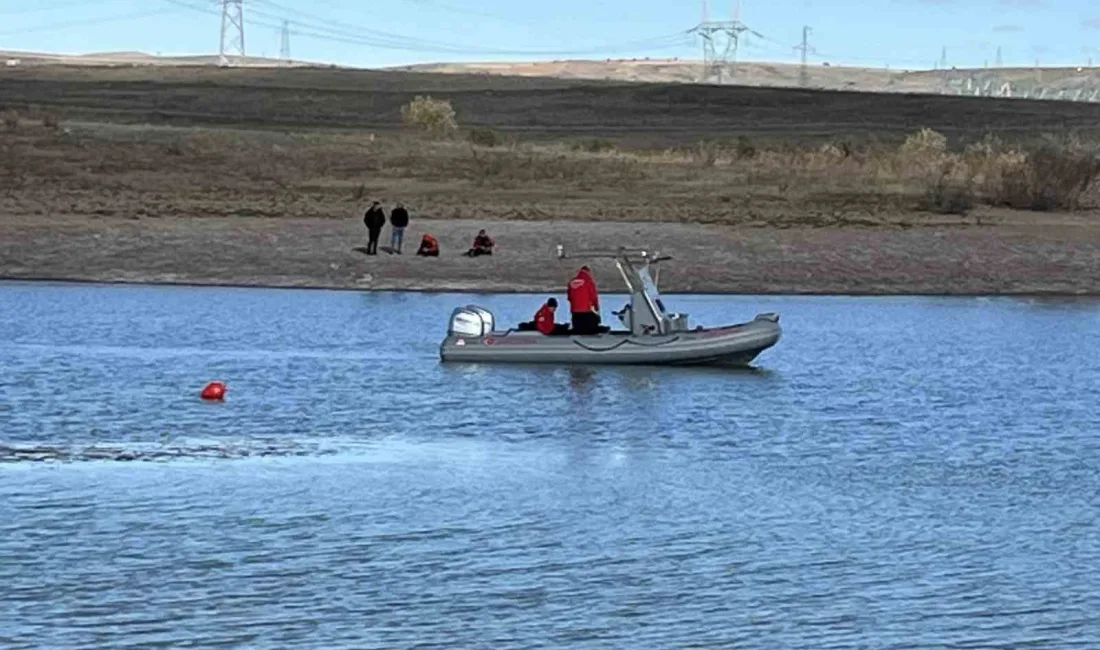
363, 201, 386, 255
567, 266, 601, 335
389, 202, 410, 254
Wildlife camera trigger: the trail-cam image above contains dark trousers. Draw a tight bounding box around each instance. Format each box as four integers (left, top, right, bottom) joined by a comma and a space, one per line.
571, 311, 601, 335
366, 228, 382, 254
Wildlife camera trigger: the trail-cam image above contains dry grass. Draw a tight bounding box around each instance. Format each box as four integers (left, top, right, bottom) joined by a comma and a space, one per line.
1, 110, 18, 132
2, 118, 1098, 227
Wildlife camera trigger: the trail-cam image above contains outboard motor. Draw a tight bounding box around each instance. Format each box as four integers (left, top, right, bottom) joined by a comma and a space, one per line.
448, 305, 495, 337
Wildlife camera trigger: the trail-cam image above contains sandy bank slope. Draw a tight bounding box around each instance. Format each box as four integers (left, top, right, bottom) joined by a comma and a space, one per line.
2, 215, 1100, 295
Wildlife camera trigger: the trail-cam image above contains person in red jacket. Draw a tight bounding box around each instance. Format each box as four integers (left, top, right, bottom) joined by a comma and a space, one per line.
533, 298, 569, 335
464, 229, 495, 257
567, 265, 602, 335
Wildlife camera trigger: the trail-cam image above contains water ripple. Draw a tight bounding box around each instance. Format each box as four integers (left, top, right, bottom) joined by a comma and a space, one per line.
2, 285, 1100, 648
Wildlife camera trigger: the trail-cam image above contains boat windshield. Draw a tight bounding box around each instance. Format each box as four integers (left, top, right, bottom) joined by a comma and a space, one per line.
639, 268, 666, 313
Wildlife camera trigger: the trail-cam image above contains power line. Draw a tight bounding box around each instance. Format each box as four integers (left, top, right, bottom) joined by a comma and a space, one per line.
0, 8, 180, 38
401, 0, 540, 28
255, 0, 693, 56
0, 0, 130, 17
164, 0, 692, 58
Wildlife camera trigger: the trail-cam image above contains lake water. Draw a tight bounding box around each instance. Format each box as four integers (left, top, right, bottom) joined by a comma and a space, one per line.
2, 281, 1100, 649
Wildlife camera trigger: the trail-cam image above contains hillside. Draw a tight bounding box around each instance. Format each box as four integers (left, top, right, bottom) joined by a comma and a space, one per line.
4, 63, 1100, 148
5, 49, 1100, 99
396, 58, 1100, 98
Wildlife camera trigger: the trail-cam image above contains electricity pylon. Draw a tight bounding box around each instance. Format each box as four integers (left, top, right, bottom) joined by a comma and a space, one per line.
219, 0, 245, 66
794, 25, 813, 87
280, 20, 291, 62
690, 1, 765, 84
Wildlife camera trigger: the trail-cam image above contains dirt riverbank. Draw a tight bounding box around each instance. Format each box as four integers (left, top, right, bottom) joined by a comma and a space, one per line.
3, 214, 1100, 295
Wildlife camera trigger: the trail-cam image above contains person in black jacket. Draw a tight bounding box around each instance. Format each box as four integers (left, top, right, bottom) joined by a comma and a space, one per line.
363, 202, 386, 255
389, 202, 410, 254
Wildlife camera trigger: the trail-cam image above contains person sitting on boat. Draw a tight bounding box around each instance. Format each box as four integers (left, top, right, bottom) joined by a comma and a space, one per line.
534, 298, 570, 335
567, 265, 603, 335
464, 229, 495, 257
416, 233, 440, 257
517, 298, 569, 334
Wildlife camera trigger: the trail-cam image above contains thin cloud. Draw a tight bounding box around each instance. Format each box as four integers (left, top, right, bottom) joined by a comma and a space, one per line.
999, 0, 1042, 6
1085, 18, 1100, 30
993, 24, 1024, 33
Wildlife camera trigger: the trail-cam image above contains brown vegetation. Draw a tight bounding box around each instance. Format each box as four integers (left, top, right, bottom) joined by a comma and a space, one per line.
2, 113, 1097, 227
3, 64, 1100, 294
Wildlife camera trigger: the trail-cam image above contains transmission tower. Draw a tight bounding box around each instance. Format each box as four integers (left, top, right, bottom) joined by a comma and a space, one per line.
794, 26, 813, 87
280, 20, 291, 62
995, 46, 1003, 68
690, 1, 761, 84
219, 0, 245, 66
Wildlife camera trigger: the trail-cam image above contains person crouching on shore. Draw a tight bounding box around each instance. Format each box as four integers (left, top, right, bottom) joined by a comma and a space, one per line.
464, 229, 495, 257
416, 233, 439, 257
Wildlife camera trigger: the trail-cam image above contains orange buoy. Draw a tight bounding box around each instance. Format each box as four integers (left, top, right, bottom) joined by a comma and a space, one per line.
200, 381, 227, 401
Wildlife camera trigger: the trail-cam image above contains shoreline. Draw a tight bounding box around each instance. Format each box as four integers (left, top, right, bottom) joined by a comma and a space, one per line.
4, 215, 1100, 297
4, 275, 1100, 298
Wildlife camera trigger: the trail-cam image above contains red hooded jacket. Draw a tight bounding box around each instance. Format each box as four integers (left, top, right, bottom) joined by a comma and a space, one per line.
534, 303, 556, 335
567, 268, 599, 313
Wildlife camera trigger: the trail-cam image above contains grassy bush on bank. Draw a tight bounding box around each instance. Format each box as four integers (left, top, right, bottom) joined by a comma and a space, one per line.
3, 114, 1099, 226
891, 128, 1100, 213
390, 94, 1100, 215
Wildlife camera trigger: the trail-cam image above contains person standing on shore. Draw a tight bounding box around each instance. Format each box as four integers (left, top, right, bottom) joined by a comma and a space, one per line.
389, 202, 410, 254
363, 201, 386, 255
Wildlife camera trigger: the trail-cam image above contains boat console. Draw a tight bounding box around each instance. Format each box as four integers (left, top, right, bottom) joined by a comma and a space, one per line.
557, 244, 690, 336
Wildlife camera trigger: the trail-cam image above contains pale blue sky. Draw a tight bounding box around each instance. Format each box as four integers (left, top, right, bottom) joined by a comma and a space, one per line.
1, 0, 1098, 69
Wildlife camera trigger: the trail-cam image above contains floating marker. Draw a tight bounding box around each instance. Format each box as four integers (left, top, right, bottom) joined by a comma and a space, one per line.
200, 381, 227, 401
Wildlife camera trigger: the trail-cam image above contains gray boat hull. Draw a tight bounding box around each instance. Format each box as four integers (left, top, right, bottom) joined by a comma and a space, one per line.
439, 313, 781, 367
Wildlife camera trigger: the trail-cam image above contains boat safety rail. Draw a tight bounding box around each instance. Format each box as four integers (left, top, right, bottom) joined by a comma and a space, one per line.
555, 244, 672, 264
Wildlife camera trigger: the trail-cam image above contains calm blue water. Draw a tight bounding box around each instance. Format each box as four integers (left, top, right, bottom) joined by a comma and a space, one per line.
2, 281, 1100, 649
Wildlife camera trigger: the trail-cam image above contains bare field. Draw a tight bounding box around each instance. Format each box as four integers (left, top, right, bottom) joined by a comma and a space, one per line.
2, 64, 1100, 293
6, 64, 1100, 146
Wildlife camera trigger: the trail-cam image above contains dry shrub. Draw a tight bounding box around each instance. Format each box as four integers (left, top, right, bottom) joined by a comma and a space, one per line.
467, 127, 501, 148
890, 129, 1100, 213
688, 139, 720, 167
41, 113, 61, 131
896, 128, 949, 178
962, 134, 1024, 201
890, 129, 978, 214
735, 135, 756, 159
400, 95, 457, 137
998, 141, 1100, 211
2, 110, 18, 132
918, 158, 974, 215
462, 145, 645, 187
571, 138, 617, 154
